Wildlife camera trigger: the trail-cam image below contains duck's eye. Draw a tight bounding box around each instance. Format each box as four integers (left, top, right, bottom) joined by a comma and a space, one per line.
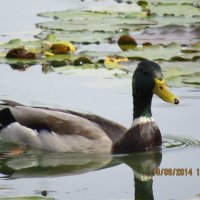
142, 70, 148, 75
159, 86, 163, 90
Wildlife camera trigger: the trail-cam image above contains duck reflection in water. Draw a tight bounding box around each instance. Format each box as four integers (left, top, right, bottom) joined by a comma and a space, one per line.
121, 150, 162, 200
0, 148, 161, 200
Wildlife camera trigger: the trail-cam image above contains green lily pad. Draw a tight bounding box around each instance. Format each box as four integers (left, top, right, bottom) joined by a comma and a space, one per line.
148, 3, 200, 17
35, 1, 200, 49
36, 17, 154, 33
117, 43, 182, 61
78, 50, 111, 60
44, 54, 76, 62
79, 42, 199, 63
37, 7, 144, 20
127, 12, 200, 26
6, 38, 22, 45
37, 30, 116, 44
181, 72, 200, 85
0, 0, 199, 90
0, 39, 23, 49
36, 10, 155, 45
133, 25, 200, 46
36, 6, 200, 47
161, 61, 200, 87
0, 39, 42, 52
38, 10, 117, 20
193, 41, 200, 49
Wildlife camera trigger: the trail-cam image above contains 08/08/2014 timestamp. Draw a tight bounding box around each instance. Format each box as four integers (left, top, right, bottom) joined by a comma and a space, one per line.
154, 168, 200, 176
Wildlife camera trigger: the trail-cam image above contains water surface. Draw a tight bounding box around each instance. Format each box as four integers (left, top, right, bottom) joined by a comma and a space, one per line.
0, 63, 200, 200
0, 0, 200, 199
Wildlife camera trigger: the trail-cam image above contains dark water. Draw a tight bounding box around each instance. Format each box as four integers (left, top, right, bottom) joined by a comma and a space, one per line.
0, 0, 200, 199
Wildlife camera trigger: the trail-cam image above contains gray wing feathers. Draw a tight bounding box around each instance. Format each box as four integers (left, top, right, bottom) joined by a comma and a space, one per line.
9, 106, 107, 140
1, 100, 127, 142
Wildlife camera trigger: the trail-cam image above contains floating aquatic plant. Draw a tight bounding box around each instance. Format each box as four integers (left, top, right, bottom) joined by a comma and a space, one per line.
0, 0, 199, 87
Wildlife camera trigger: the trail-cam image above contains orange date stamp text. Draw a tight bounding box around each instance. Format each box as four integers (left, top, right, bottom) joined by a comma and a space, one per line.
154, 168, 200, 176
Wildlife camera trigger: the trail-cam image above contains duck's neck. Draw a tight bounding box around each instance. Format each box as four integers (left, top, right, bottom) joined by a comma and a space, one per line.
133, 94, 153, 119
112, 93, 162, 154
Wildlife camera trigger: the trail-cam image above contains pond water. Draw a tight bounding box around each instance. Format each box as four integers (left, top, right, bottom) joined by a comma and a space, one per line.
0, 64, 200, 200
0, 0, 200, 200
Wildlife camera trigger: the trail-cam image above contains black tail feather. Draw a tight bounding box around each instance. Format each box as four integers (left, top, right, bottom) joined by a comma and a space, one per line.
0, 99, 24, 107
0, 108, 16, 126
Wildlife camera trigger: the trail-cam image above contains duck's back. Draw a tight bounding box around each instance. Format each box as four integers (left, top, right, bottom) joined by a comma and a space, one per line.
0, 101, 127, 153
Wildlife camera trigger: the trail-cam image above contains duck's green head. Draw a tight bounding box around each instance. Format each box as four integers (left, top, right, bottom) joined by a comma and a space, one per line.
133, 61, 179, 105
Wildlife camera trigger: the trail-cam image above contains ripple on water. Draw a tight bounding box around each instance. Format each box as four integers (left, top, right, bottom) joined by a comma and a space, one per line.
162, 135, 200, 150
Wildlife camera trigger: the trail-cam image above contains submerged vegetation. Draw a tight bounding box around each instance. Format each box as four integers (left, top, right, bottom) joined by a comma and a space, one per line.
0, 0, 199, 87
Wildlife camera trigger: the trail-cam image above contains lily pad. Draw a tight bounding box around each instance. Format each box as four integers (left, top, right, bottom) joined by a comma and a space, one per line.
117, 43, 182, 61
181, 72, 200, 85
37, 30, 117, 44
36, 3, 200, 48
193, 41, 200, 49
132, 25, 200, 46
78, 42, 199, 63
74, 57, 93, 66
36, 9, 155, 45
36, 17, 154, 33
104, 56, 128, 69
148, 3, 200, 17
50, 43, 72, 54
0, 39, 42, 52
0, 0, 199, 90
37, 10, 117, 20
137, 14, 200, 27
160, 61, 200, 87
6, 47, 36, 59
37, 9, 143, 21
0, 51, 77, 67
36, 6, 200, 48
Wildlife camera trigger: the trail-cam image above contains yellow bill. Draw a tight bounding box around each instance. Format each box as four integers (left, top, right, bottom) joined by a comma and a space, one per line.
153, 78, 179, 104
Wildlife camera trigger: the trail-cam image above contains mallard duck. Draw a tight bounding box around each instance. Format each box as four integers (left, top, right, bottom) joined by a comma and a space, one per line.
0, 61, 179, 154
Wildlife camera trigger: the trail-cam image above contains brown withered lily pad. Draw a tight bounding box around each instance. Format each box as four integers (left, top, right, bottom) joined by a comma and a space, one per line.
74, 57, 93, 66
6, 47, 36, 59
117, 35, 137, 51
50, 43, 71, 54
